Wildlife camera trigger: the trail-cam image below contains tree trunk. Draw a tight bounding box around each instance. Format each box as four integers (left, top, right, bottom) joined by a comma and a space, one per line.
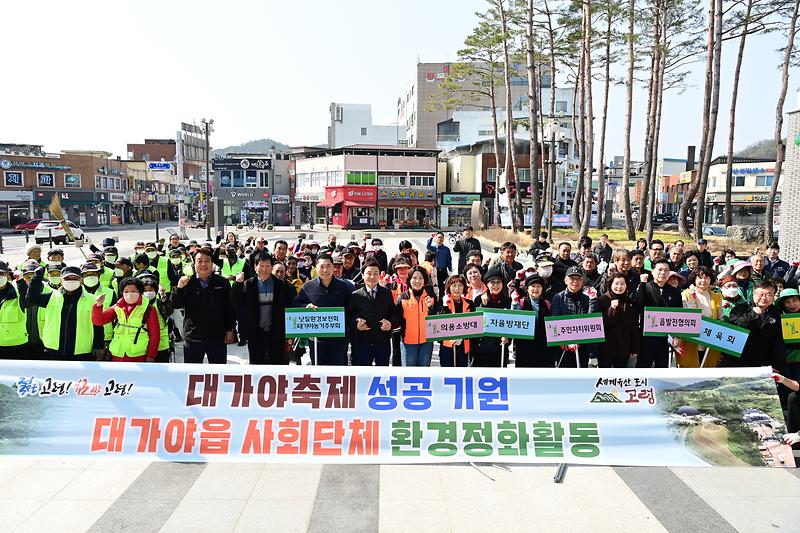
538, 65, 549, 218
638, 2, 661, 233
693, 0, 723, 241
572, 68, 585, 230
645, 0, 667, 242
622, 0, 636, 240
679, 0, 716, 237
580, 0, 595, 238
489, 77, 503, 227
765, 0, 800, 243
596, 3, 613, 230
724, 0, 752, 228
527, 0, 543, 235
497, 0, 519, 231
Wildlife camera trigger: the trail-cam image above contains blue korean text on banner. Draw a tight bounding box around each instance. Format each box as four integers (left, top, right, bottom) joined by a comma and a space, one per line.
0, 362, 792, 467
676, 316, 749, 357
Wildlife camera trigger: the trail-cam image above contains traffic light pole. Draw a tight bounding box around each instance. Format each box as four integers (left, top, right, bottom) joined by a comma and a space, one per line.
176, 131, 188, 240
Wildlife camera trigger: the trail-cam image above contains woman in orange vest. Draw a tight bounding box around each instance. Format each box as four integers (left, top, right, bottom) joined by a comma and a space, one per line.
438, 275, 475, 367
396, 266, 439, 366
421, 251, 439, 298
464, 264, 487, 302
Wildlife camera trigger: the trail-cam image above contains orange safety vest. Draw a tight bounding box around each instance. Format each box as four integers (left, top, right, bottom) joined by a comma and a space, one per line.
466, 284, 487, 302
442, 297, 473, 352
400, 291, 433, 345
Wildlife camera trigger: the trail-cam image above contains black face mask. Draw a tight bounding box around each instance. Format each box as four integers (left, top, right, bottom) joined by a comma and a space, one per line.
227, 253, 238, 263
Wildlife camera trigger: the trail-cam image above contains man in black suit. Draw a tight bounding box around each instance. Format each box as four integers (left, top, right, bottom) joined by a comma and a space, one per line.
636, 258, 682, 368
346, 259, 400, 366
231, 251, 295, 364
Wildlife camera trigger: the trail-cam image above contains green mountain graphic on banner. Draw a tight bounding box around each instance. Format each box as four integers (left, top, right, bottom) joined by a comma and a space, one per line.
590, 392, 622, 403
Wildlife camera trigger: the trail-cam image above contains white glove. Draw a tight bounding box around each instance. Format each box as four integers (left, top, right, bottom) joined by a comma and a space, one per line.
588, 358, 599, 368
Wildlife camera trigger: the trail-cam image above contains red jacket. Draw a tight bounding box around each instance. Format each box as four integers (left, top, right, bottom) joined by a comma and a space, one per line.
92, 297, 160, 361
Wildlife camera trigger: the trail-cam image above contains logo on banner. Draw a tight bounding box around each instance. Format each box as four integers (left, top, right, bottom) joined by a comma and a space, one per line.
591, 377, 655, 405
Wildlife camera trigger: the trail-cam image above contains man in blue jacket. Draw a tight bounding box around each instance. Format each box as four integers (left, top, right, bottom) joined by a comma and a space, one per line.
551, 266, 599, 368
292, 254, 354, 365
426, 231, 452, 296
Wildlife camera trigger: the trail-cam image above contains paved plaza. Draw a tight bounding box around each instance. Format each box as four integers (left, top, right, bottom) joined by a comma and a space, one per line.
1, 227, 799, 532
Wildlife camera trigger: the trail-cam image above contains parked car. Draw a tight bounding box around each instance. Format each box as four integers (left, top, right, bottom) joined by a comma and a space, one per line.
33, 219, 84, 244
11, 219, 43, 233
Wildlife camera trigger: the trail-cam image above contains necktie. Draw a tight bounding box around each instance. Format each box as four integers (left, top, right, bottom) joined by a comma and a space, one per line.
370, 289, 376, 300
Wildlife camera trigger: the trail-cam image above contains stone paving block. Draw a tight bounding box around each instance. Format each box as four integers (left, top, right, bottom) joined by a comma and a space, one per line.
160, 498, 247, 533
0, 499, 45, 531
183, 466, 261, 501
0, 468, 82, 500
234, 497, 315, 533
18, 498, 115, 533
54, 467, 146, 501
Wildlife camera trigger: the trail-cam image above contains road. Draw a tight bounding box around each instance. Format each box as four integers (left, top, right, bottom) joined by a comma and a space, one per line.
1, 229, 799, 532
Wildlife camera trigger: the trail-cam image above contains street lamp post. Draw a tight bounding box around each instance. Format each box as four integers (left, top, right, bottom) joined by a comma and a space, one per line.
202, 118, 214, 241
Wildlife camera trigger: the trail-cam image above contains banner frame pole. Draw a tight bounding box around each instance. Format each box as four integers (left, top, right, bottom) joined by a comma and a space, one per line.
700, 346, 710, 368
554, 463, 569, 483
313, 336, 318, 366
575, 345, 580, 368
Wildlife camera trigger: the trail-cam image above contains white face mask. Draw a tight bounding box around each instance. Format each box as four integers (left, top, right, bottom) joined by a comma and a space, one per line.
83, 276, 99, 288
373, 245, 383, 251
722, 287, 740, 299
123, 292, 140, 305
61, 279, 81, 292
105, 255, 117, 263
146, 251, 158, 260
170, 258, 182, 265
114, 268, 125, 277
0, 276, 7, 288
143, 291, 156, 300
48, 261, 61, 269
49, 276, 62, 286
539, 266, 553, 278
297, 261, 305, 268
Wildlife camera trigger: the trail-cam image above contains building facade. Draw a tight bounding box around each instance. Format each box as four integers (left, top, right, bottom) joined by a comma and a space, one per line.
397, 62, 530, 149
703, 157, 782, 225
211, 154, 275, 226
0, 144, 128, 228
294, 145, 439, 229
328, 103, 402, 148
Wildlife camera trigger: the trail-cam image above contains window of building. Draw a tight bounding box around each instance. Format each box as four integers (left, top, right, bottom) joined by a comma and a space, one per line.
755, 174, 774, 187
409, 175, 435, 187
487, 168, 497, 182
259, 171, 269, 188
361, 127, 368, 136
220, 170, 232, 188
4, 171, 23, 187
37, 172, 55, 188
233, 170, 244, 187
101, 176, 108, 188
734, 175, 745, 187
275, 174, 282, 185
518, 169, 531, 182
555, 100, 568, 114
95, 176, 102, 188
142, 153, 150, 161
709, 176, 716, 188
245, 170, 258, 188
115, 178, 121, 190
347, 171, 376, 185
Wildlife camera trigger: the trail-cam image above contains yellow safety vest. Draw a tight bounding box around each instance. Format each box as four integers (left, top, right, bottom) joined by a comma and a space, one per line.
108, 303, 150, 358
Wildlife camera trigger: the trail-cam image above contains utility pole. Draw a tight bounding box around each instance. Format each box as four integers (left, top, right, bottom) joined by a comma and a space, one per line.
176, 131, 188, 239
202, 118, 214, 241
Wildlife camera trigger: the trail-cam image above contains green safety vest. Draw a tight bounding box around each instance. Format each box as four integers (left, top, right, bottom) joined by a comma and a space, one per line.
108, 303, 150, 358
41, 288, 95, 355
87, 286, 115, 341
154, 257, 171, 292
0, 289, 27, 347
152, 302, 169, 352
99, 266, 114, 289
221, 258, 246, 285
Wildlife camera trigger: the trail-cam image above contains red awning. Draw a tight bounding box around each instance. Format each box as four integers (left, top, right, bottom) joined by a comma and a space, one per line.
344, 199, 375, 207
317, 197, 343, 207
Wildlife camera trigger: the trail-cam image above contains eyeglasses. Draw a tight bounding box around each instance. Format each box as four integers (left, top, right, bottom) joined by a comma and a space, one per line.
754, 293, 774, 300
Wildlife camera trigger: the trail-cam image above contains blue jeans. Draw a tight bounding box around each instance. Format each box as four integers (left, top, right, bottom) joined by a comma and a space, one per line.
351, 341, 391, 366
401, 342, 433, 366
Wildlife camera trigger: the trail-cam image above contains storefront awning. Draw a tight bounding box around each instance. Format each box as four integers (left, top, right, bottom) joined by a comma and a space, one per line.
344, 199, 375, 207
317, 197, 343, 207
378, 200, 436, 208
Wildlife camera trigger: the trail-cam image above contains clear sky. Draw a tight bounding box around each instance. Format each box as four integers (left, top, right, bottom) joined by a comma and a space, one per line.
1, 0, 796, 163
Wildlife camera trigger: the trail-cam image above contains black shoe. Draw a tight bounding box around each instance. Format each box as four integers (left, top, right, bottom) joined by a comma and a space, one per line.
237, 339, 247, 347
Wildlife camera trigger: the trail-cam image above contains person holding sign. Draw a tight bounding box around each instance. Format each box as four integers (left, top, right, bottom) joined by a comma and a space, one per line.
636, 259, 682, 368
777, 289, 800, 382
512, 274, 555, 367
676, 267, 723, 368
396, 266, 439, 366
722, 280, 785, 372
91, 277, 160, 362
596, 272, 640, 368
551, 266, 599, 367
473, 269, 511, 367
437, 275, 476, 367
347, 260, 400, 366
293, 254, 353, 365
719, 274, 746, 318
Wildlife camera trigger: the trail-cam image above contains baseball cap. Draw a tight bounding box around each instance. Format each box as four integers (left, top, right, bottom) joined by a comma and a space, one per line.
61, 266, 82, 278
697, 238, 707, 245
565, 266, 583, 277
0, 261, 9, 274
536, 256, 554, 267
525, 274, 544, 287
732, 261, 753, 275
778, 288, 800, 307
47, 248, 64, 257
484, 269, 504, 283
80, 262, 101, 274
393, 259, 411, 270
87, 253, 104, 262
46, 262, 65, 273
332, 254, 344, 265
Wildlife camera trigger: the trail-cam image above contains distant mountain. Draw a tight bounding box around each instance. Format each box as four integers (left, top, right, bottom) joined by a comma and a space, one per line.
734, 139, 778, 160
212, 138, 291, 157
